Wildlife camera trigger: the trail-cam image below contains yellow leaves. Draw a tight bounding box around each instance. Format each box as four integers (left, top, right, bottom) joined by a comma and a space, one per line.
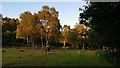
87, 27, 90, 30
40, 28, 43, 31
16, 35, 25, 39
82, 36, 85, 39
43, 5, 49, 11
75, 23, 85, 33
16, 35, 19, 39
67, 26, 70, 29
50, 7, 56, 11
86, 35, 88, 38
81, 35, 88, 39
78, 35, 81, 38
16, 6, 60, 43
6, 30, 10, 33
63, 25, 67, 27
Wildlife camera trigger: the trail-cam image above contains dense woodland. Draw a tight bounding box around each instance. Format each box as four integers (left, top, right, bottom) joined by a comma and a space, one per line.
1, 2, 120, 64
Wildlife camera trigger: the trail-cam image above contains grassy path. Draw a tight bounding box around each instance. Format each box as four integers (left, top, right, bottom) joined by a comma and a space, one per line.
2, 47, 113, 66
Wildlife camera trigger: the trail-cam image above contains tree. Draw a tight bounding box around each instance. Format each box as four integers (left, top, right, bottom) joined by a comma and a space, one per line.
2, 17, 19, 45
16, 11, 35, 48
2, 17, 19, 32
68, 28, 79, 47
16, 5, 61, 48
39, 6, 61, 47
74, 23, 87, 50
0, 13, 2, 32
61, 25, 70, 47
0, 14, 2, 47
48, 7, 61, 45
79, 2, 120, 51
0, 13, 2, 24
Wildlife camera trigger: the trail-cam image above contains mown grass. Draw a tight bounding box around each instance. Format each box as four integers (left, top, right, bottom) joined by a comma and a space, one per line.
2, 47, 114, 66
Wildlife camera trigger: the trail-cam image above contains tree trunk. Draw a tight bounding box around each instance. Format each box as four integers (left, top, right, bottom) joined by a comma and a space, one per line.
63, 40, 66, 47
110, 47, 112, 53
77, 45, 79, 49
77, 45, 80, 55
96, 43, 99, 50
99, 46, 100, 50
46, 40, 47, 47
46, 40, 48, 46
32, 42, 35, 49
27, 37, 29, 49
114, 47, 117, 52
35, 45, 38, 49
23, 39, 25, 44
42, 42, 44, 48
41, 29, 44, 48
41, 38, 44, 48
27, 44, 29, 49
103, 46, 105, 50
82, 42, 85, 50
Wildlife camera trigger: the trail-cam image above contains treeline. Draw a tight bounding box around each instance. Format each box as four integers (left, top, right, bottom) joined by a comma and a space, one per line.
1, 5, 88, 49
2, 6, 61, 48
1, 2, 120, 51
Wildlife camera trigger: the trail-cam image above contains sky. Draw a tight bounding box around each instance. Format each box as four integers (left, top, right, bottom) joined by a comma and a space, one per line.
2, 2, 86, 28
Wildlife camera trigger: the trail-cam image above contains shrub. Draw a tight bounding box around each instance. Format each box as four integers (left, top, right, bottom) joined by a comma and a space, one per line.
95, 50, 120, 65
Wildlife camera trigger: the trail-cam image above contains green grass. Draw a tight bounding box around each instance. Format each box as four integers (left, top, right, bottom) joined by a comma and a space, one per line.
2, 47, 114, 66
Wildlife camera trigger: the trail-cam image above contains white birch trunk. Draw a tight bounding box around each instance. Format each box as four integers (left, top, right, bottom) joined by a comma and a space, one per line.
82, 43, 85, 50
63, 40, 66, 47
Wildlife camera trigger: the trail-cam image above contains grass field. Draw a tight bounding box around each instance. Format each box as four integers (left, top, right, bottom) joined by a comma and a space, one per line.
2, 47, 114, 66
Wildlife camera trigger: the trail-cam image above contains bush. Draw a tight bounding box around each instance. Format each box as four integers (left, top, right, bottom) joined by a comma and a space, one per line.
96, 50, 120, 65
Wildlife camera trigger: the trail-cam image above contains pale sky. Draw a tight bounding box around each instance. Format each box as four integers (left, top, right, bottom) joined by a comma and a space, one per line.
2, 2, 86, 28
